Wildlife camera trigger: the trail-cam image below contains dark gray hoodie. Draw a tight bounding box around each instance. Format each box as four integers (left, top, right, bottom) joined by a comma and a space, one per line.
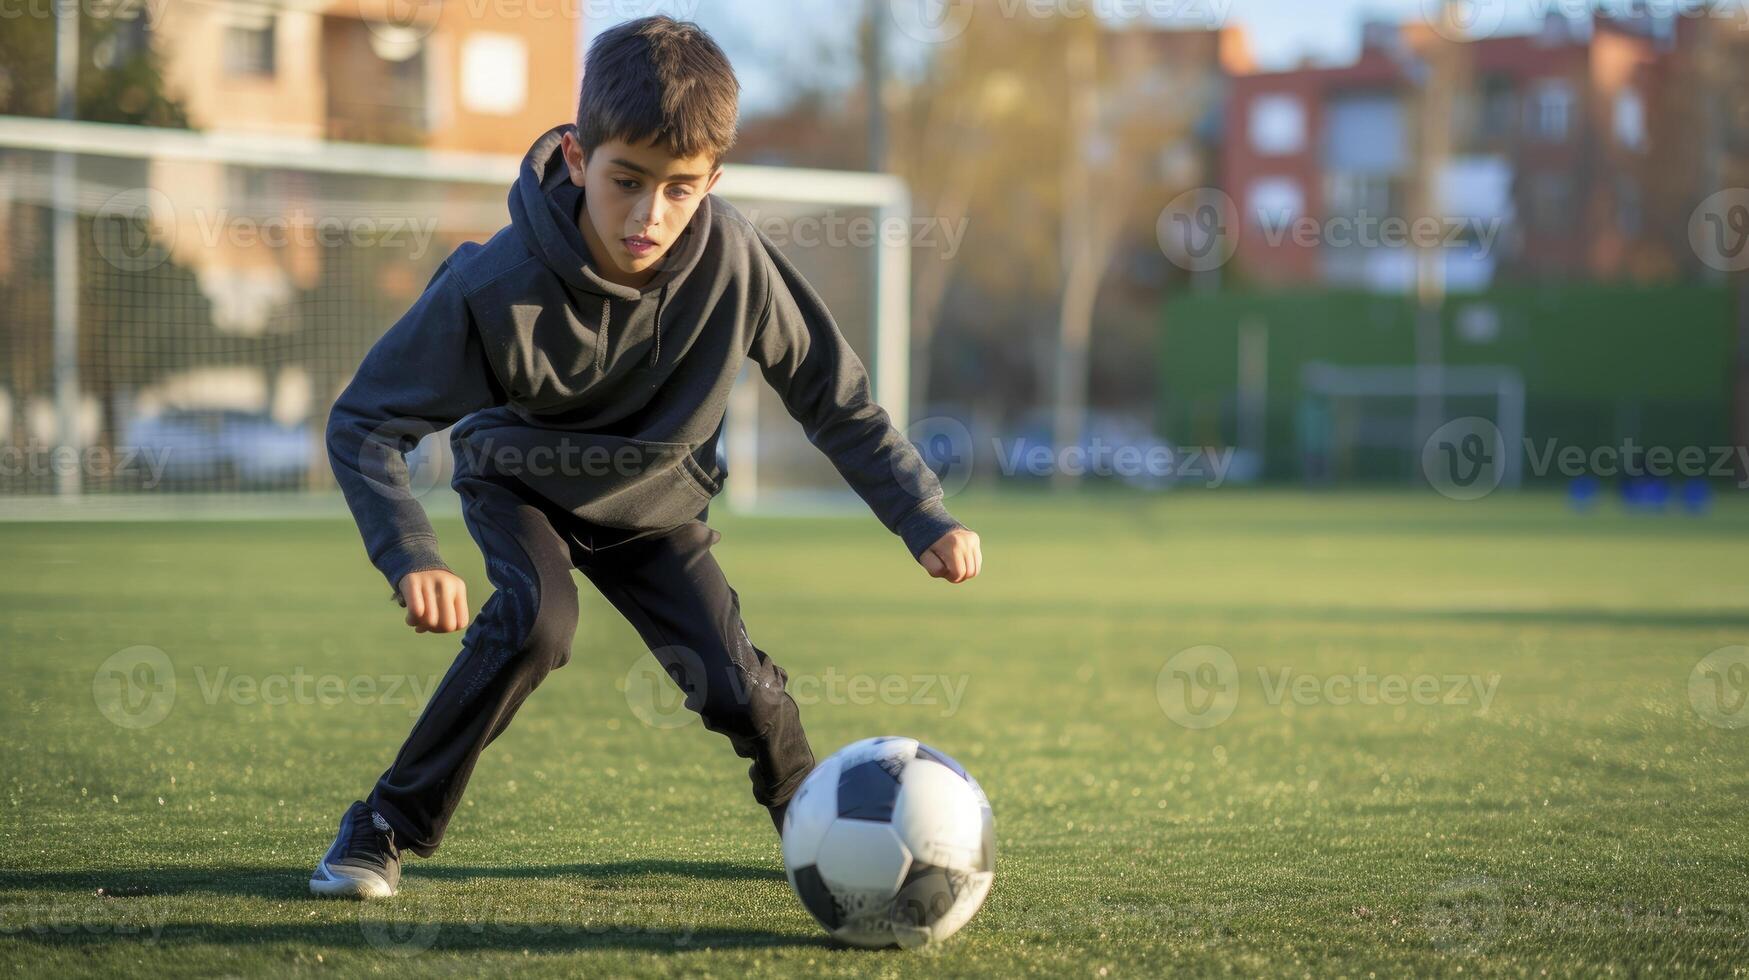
327, 124, 960, 592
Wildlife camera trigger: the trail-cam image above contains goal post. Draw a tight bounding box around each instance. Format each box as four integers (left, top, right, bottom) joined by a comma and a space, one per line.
0, 116, 910, 519
1299, 362, 1527, 490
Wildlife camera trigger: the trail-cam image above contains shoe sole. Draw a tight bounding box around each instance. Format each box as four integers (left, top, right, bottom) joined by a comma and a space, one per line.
310, 860, 396, 899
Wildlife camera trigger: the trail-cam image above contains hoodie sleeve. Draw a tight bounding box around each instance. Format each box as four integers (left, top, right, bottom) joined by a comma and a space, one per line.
748, 227, 963, 558
326, 261, 503, 595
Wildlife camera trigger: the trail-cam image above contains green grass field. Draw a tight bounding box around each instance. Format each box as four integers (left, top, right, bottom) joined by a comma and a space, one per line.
2, 491, 1747, 977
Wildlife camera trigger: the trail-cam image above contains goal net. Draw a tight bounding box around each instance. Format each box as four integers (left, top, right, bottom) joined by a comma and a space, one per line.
0, 118, 909, 519
1298, 362, 1526, 490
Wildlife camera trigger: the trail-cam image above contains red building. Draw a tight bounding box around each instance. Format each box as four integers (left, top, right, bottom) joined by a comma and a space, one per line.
1221, 15, 1667, 289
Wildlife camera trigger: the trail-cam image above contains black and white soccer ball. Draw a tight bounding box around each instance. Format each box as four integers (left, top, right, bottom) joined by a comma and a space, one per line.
781, 736, 995, 949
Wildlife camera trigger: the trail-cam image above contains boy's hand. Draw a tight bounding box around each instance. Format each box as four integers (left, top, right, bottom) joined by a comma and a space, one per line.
918, 528, 981, 584
397, 569, 471, 634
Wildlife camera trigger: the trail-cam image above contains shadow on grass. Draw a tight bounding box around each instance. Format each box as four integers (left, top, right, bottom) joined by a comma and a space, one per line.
0, 858, 783, 901
0, 919, 824, 953
0, 860, 817, 953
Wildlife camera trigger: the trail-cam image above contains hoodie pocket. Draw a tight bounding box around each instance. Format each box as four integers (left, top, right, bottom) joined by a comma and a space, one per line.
454, 418, 716, 530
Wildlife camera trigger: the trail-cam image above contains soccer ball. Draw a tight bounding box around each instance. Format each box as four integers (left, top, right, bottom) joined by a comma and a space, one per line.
781, 736, 995, 948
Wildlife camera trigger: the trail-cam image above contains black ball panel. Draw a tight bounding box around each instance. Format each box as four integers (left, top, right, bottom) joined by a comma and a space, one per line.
791, 864, 841, 929
915, 743, 970, 782
836, 759, 903, 821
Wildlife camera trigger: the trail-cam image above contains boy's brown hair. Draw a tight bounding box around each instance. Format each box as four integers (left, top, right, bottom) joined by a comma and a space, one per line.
575, 15, 740, 167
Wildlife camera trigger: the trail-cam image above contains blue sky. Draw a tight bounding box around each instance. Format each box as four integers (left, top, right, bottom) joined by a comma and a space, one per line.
583, 0, 1558, 113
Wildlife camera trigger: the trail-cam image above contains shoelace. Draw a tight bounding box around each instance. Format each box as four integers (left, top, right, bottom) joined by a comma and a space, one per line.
347, 806, 398, 860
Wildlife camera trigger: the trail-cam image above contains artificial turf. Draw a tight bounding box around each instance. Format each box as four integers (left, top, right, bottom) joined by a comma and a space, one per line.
2, 490, 1746, 976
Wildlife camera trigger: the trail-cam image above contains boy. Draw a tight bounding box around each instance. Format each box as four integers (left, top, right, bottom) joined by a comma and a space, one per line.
312, 16, 981, 898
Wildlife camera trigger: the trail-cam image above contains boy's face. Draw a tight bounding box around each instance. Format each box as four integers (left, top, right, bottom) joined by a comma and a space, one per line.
561, 131, 722, 289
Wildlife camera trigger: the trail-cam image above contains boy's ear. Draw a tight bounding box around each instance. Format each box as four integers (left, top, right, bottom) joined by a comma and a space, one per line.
704, 166, 724, 195
561, 131, 588, 186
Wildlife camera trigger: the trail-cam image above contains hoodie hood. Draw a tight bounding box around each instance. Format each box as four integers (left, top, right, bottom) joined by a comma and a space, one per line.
508, 124, 712, 303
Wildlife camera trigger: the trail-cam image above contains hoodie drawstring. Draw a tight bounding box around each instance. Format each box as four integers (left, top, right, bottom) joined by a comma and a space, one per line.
597, 298, 610, 374
651, 284, 667, 367
596, 284, 665, 373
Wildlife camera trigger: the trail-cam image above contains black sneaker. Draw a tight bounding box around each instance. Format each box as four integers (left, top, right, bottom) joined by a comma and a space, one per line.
310, 801, 401, 898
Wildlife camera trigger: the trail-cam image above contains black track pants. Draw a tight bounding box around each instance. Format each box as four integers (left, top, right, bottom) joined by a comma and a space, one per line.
367, 465, 815, 857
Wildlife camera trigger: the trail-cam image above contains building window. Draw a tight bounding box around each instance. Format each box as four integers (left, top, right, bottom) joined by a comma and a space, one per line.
1527, 173, 1573, 231
1247, 177, 1303, 231
1616, 175, 1641, 235
461, 33, 528, 116
1614, 89, 1646, 150
224, 21, 276, 78
1249, 94, 1306, 156
1479, 76, 1516, 141
1527, 80, 1573, 142
1325, 173, 1400, 220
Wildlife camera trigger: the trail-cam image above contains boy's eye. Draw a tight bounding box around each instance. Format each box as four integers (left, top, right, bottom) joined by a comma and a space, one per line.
615, 179, 639, 191
667, 186, 693, 200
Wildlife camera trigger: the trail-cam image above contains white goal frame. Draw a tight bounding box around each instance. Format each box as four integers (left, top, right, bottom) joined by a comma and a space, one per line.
0, 116, 911, 519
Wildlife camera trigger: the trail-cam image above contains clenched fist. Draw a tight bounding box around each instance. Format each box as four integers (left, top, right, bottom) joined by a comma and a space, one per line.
397, 568, 471, 634
918, 527, 982, 584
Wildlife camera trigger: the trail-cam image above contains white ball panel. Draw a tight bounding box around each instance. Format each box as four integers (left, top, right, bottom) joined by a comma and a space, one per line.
815, 818, 913, 895
833, 735, 918, 771
891, 757, 986, 872
781, 753, 842, 870
928, 870, 995, 943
